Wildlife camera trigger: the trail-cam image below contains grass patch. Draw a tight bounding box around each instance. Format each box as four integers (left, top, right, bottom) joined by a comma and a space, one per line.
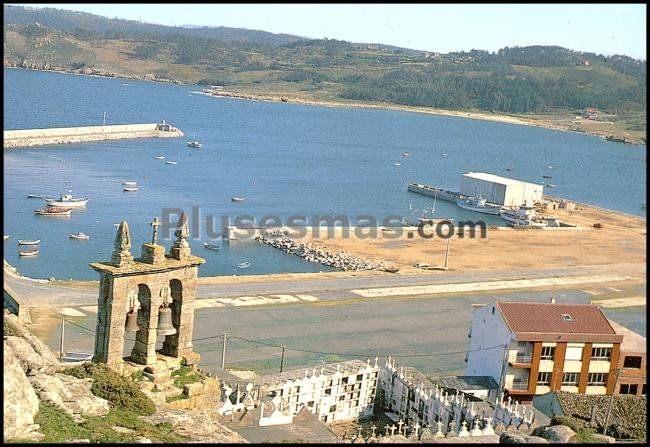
171, 365, 203, 388
62, 363, 156, 415
165, 394, 185, 404
34, 401, 92, 443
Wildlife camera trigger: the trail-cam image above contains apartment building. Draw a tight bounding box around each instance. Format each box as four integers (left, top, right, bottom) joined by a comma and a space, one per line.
609, 320, 647, 396
466, 301, 623, 402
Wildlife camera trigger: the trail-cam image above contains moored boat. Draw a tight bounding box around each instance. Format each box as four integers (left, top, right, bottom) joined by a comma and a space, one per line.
203, 242, 221, 250
46, 192, 88, 208
123, 187, 139, 192
186, 141, 202, 148
19, 248, 39, 256
499, 207, 546, 227
231, 196, 245, 202
155, 155, 165, 160
165, 160, 178, 165
18, 239, 40, 245
70, 232, 90, 240
456, 196, 504, 215
26, 194, 43, 198
122, 181, 137, 186
237, 261, 251, 269
35, 207, 72, 216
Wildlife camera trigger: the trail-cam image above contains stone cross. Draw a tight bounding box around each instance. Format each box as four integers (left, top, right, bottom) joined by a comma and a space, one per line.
357, 426, 363, 438
150, 217, 161, 244
436, 420, 444, 436
384, 424, 390, 436
413, 422, 421, 438
390, 424, 397, 436
370, 424, 377, 437
398, 419, 404, 435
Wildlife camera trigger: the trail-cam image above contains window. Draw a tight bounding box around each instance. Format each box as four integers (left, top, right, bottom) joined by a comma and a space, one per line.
623, 356, 642, 368
324, 388, 331, 395
587, 373, 608, 386
642, 384, 646, 395
592, 347, 612, 361
356, 374, 363, 381
562, 373, 580, 386
561, 314, 573, 321
341, 377, 349, 384
620, 384, 638, 395
537, 372, 552, 386
329, 405, 337, 413
307, 400, 314, 407
541, 346, 555, 360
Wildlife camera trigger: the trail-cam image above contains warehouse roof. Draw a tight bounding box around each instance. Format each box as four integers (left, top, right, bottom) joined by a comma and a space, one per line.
462, 172, 542, 187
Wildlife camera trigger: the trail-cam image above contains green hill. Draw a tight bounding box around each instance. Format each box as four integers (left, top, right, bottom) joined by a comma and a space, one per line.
3, 5, 646, 143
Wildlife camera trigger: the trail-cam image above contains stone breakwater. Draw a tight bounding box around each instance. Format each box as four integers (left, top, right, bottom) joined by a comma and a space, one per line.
255, 232, 385, 271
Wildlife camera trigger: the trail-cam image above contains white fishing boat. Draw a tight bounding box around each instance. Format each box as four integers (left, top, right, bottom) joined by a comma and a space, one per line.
46, 192, 88, 208
456, 196, 504, 215
123, 187, 139, 192
394, 162, 401, 166
70, 232, 90, 240
35, 207, 72, 216
18, 239, 40, 245
165, 161, 178, 165
231, 196, 245, 202
186, 141, 202, 148
26, 194, 43, 198
203, 242, 221, 250
402, 152, 412, 157
499, 207, 546, 227
237, 261, 251, 269
19, 248, 39, 257
155, 155, 165, 160
546, 184, 557, 188
122, 181, 137, 186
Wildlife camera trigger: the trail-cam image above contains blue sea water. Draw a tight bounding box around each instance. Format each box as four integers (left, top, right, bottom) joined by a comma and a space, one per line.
3, 68, 646, 280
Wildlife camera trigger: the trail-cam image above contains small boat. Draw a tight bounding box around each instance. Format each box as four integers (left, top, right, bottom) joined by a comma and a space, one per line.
456, 196, 504, 215
546, 165, 553, 169
441, 153, 448, 157
231, 197, 245, 202
123, 187, 139, 192
155, 155, 165, 160
394, 162, 401, 166
203, 242, 221, 250
122, 181, 137, 186
237, 261, 251, 269
165, 161, 178, 165
19, 248, 39, 257
499, 207, 546, 227
46, 192, 88, 208
546, 184, 557, 188
542, 175, 552, 179
505, 167, 514, 172
18, 239, 40, 245
35, 207, 72, 216
26, 194, 43, 198
186, 141, 202, 148
70, 232, 90, 240
402, 152, 412, 157
3, 235, 9, 240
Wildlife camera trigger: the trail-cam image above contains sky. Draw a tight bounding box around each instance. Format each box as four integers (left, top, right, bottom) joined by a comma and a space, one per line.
15, 3, 647, 59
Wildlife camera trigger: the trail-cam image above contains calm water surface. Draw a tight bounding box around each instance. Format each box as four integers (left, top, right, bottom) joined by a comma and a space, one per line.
3, 68, 646, 280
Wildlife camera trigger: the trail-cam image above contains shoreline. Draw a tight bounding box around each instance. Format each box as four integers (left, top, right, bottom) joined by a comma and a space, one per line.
6, 66, 644, 146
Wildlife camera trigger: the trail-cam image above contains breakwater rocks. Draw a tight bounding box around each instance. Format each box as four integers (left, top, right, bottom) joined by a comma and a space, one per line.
255, 233, 387, 271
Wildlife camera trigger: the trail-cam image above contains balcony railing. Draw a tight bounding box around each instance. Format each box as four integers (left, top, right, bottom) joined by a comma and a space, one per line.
514, 353, 533, 363
510, 380, 529, 390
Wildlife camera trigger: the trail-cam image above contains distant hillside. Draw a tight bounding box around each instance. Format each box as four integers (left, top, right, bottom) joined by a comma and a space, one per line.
3, 5, 646, 142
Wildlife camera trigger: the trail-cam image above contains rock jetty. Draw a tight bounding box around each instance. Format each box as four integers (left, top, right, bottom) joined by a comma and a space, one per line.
255, 231, 385, 271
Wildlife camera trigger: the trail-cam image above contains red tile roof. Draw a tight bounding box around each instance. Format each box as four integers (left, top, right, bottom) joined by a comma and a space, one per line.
496, 302, 617, 336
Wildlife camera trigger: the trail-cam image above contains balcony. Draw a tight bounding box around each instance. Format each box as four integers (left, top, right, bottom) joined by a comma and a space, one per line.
509, 353, 533, 366
507, 379, 530, 394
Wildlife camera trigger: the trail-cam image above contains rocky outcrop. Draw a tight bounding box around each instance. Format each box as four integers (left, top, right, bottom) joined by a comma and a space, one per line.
255, 232, 385, 271
532, 425, 577, 443
3, 340, 43, 441
140, 408, 247, 443
500, 432, 550, 443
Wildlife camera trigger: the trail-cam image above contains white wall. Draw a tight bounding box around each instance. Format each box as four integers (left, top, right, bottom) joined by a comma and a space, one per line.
466, 304, 513, 389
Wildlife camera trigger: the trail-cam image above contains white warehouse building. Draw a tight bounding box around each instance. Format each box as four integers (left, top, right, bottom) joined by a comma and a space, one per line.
460, 172, 544, 207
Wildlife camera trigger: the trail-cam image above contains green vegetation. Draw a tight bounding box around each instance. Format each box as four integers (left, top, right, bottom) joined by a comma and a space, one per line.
550, 415, 606, 443
3, 5, 646, 142
62, 363, 156, 415
171, 365, 203, 388
32, 401, 187, 443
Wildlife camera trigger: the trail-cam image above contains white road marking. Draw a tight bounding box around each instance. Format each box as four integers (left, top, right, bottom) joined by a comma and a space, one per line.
195, 293, 315, 308
297, 294, 319, 302
351, 275, 629, 298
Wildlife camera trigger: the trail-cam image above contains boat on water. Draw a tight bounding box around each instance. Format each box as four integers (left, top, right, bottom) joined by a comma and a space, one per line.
394, 162, 401, 166
186, 141, 202, 148
456, 196, 504, 215
165, 161, 178, 165
3, 235, 9, 240
237, 261, 251, 269
35, 207, 72, 216
46, 192, 88, 208
441, 153, 448, 157
402, 152, 412, 157
203, 242, 221, 250
26, 194, 43, 198
546, 184, 557, 188
123, 187, 139, 192
122, 181, 137, 186
155, 155, 165, 160
505, 167, 514, 172
542, 175, 552, 179
70, 232, 90, 240
18, 239, 40, 245
19, 248, 39, 257
231, 197, 245, 202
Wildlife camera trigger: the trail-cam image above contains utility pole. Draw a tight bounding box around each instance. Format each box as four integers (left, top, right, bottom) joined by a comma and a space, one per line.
280, 346, 286, 372
221, 332, 227, 369
603, 367, 622, 436
59, 316, 65, 359
443, 236, 451, 269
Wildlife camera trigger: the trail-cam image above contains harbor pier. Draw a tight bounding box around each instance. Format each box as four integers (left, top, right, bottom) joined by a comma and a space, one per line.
3, 122, 183, 148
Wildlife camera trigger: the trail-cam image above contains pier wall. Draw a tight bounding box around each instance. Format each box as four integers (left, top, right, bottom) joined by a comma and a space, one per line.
3, 285, 31, 323
4, 123, 183, 148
